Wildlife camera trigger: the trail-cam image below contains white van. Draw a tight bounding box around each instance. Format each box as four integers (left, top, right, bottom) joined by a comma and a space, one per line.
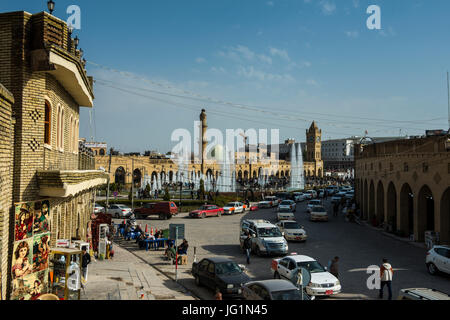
240, 219, 288, 257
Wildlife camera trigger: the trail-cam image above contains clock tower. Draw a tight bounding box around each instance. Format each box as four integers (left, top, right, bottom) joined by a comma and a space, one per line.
306, 121, 322, 162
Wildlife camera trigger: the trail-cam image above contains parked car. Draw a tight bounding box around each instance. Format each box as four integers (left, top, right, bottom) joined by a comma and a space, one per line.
309, 206, 328, 222
277, 207, 295, 221
276, 220, 307, 242
133, 201, 178, 220
192, 257, 250, 299
305, 190, 317, 199
306, 200, 322, 213
271, 255, 341, 296
293, 192, 306, 202
223, 202, 245, 215
107, 204, 132, 218
258, 201, 272, 209
398, 288, 450, 300
189, 205, 224, 219
242, 280, 312, 300
94, 203, 105, 214
278, 200, 296, 212
426, 245, 450, 275
317, 189, 325, 198
250, 204, 259, 212
240, 219, 288, 257
264, 196, 280, 207
325, 186, 339, 195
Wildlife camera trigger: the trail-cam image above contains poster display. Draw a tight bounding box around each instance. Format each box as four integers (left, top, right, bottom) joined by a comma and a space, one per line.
11, 200, 51, 300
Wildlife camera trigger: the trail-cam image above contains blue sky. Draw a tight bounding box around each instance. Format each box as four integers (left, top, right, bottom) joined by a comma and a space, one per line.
2, 0, 450, 153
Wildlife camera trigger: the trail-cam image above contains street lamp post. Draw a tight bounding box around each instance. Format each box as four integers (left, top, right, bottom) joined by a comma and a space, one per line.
47, 0, 55, 15
179, 173, 184, 212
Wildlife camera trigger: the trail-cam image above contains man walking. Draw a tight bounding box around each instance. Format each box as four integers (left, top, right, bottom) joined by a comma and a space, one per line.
329, 256, 340, 279
379, 258, 394, 300
81, 246, 91, 281
243, 233, 252, 265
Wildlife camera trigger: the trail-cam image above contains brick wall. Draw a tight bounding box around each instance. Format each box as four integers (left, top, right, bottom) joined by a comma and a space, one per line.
0, 84, 14, 300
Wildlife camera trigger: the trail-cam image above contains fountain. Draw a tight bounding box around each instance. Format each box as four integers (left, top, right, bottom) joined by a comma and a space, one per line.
288, 143, 305, 191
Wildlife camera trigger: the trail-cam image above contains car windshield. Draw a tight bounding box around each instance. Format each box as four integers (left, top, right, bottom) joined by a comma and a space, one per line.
271, 289, 309, 300
310, 201, 321, 205
279, 208, 293, 213
257, 227, 282, 238
215, 262, 242, 275
225, 203, 236, 207
297, 261, 326, 273
117, 205, 128, 209
200, 206, 212, 210
284, 222, 301, 229
280, 201, 292, 205
312, 207, 326, 212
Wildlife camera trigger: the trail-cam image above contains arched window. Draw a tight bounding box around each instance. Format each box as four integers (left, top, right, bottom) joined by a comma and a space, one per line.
69, 115, 73, 152
44, 101, 51, 145
59, 107, 64, 150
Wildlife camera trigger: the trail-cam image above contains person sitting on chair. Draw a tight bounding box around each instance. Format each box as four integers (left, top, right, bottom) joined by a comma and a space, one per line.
177, 239, 189, 255
165, 243, 176, 262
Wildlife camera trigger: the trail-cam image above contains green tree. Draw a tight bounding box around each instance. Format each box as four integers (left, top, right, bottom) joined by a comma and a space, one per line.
199, 179, 205, 201
163, 186, 171, 201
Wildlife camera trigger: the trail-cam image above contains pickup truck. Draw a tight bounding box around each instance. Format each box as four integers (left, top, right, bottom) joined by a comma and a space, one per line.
133, 201, 178, 220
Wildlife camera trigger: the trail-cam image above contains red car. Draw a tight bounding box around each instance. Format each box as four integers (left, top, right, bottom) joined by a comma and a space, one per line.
189, 205, 224, 218
250, 205, 259, 212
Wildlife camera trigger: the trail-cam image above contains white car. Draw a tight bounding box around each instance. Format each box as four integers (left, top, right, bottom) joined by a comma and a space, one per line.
276, 220, 307, 242
94, 203, 105, 214
306, 200, 322, 213
293, 193, 306, 202
310, 206, 328, 222
107, 204, 132, 218
271, 255, 341, 296
223, 202, 245, 215
305, 190, 317, 199
277, 208, 295, 221
258, 201, 272, 209
264, 196, 280, 207
426, 246, 450, 275
278, 200, 296, 212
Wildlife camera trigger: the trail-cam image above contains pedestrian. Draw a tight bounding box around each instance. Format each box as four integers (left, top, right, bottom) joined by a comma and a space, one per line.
329, 256, 339, 279
243, 233, 252, 264
81, 246, 91, 281
379, 258, 394, 300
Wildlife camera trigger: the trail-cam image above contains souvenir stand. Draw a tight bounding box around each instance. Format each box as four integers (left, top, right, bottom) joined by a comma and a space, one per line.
48, 247, 83, 300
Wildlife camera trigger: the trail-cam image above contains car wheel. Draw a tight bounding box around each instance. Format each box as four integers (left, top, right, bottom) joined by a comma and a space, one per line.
427, 263, 438, 275
274, 272, 281, 279
217, 211, 222, 217
202, 213, 206, 219
115, 213, 119, 219
159, 213, 165, 220
194, 275, 202, 287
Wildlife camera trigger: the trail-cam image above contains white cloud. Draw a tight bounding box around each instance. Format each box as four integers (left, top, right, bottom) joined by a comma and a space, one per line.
269, 47, 290, 61
306, 79, 319, 86
218, 45, 255, 62
345, 31, 359, 38
320, 1, 336, 15
211, 66, 227, 74
258, 54, 273, 64
237, 66, 294, 82
196, 57, 206, 64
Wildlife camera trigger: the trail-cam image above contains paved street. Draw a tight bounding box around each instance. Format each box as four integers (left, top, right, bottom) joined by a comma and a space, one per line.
113, 199, 450, 300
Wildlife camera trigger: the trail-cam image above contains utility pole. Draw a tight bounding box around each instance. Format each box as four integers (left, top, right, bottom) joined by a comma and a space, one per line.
131, 158, 134, 210
105, 148, 113, 210
447, 71, 450, 130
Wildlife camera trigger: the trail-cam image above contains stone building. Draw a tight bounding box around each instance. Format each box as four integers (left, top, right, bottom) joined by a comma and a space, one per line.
0, 10, 107, 299
354, 135, 450, 244
95, 111, 324, 188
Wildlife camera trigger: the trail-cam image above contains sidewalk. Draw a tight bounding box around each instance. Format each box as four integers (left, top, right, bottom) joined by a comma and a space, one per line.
81, 244, 197, 300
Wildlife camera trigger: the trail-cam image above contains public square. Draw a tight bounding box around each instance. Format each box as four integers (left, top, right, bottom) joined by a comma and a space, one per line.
112, 197, 450, 300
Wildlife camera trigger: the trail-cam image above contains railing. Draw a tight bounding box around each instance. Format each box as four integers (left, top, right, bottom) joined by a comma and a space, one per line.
43, 148, 96, 171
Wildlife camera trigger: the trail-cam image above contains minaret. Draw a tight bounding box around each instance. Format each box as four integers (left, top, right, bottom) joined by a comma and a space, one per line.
200, 109, 208, 174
